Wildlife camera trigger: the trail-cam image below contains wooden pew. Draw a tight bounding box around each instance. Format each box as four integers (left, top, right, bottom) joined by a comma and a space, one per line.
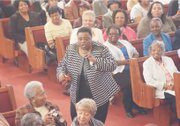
2, 110, 16, 126
128, 22, 138, 32
0, 85, 17, 113
0, 18, 30, 72
0, 18, 16, 62
164, 50, 180, 70
25, 26, 46, 70
0, 85, 17, 126
48, 36, 70, 81
55, 36, 70, 63
25, 25, 57, 81
174, 72, 180, 119
130, 38, 144, 57
129, 50, 179, 126
25, 26, 70, 81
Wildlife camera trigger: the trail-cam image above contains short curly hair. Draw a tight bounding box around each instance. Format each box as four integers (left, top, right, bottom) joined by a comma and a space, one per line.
47, 6, 63, 16
112, 9, 129, 27
76, 98, 97, 116
13, 0, 30, 10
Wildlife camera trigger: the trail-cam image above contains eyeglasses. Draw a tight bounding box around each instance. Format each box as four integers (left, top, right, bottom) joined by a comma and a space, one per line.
35, 91, 47, 98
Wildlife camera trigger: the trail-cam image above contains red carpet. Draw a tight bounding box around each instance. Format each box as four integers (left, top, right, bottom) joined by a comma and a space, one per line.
0, 61, 178, 126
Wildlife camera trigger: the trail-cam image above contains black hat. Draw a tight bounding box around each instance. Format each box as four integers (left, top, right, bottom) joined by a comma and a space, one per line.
107, 0, 121, 8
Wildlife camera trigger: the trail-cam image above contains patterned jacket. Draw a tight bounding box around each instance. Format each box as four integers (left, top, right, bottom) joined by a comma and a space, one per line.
15, 101, 67, 126
57, 42, 119, 107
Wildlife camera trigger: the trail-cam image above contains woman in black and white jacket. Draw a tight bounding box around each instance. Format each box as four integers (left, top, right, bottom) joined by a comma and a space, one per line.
57, 27, 119, 123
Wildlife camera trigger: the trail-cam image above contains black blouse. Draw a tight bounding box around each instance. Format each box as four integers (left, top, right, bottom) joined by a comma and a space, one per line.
10, 11, 42, 43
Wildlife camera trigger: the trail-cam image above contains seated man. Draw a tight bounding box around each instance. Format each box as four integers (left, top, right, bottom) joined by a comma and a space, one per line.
0, 113, 10, 126
15, 81, 67, 126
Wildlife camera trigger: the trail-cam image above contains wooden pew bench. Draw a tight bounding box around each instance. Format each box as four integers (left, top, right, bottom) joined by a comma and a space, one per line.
3, 110, 16, 126
0, 18, 30, 72
174, 72, 180, 119
25, 26, 70, 81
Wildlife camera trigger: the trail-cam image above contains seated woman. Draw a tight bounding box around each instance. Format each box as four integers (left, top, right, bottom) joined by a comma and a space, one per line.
103, 9, 137, 41
45, 6, 72, 50
102, 0, 121, 28
15, 81, 67, 126
143, 41, 180, 125
73, 2, 91, 28
0, 113, 10, 126
137, 1, 176, 38
45, 5, 72, 93
71, 98, 104, 126
10, 0, 42, 56
143, 17, 172, 56
21, 113, 43, 126
104, 25, 145, 118
70, 10, 104, 44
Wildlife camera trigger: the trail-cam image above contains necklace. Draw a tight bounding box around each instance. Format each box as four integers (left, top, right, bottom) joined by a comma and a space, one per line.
112, 42, 124, 48
78, 48, 91, 57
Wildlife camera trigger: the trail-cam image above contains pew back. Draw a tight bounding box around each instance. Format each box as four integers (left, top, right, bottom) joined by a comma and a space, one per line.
0, 85, 17, 113
25, 26, 46, 69
55, 36, 70, 63
174, 72, 180, 118
3, 110, 16, 126
0, 18, 16, 59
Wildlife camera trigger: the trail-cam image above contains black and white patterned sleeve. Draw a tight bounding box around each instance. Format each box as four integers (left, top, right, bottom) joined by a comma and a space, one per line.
95, 46, 117, 72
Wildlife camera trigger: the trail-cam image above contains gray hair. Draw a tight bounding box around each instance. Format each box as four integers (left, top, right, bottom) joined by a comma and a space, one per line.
150, 17, 163, 26
21, 113, 43, 126
24, 81, 44, 99
82, 10, 96, 22
148, 40, 165, 55
76, 98, 97, 116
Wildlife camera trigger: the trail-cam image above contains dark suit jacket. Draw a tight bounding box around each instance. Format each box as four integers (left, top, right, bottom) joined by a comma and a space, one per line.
173, 29, 180, 50
168, 0, 178, 16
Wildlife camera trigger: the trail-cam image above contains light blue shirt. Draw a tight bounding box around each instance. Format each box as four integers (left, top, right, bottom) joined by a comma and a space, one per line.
143, 32, 172, 56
